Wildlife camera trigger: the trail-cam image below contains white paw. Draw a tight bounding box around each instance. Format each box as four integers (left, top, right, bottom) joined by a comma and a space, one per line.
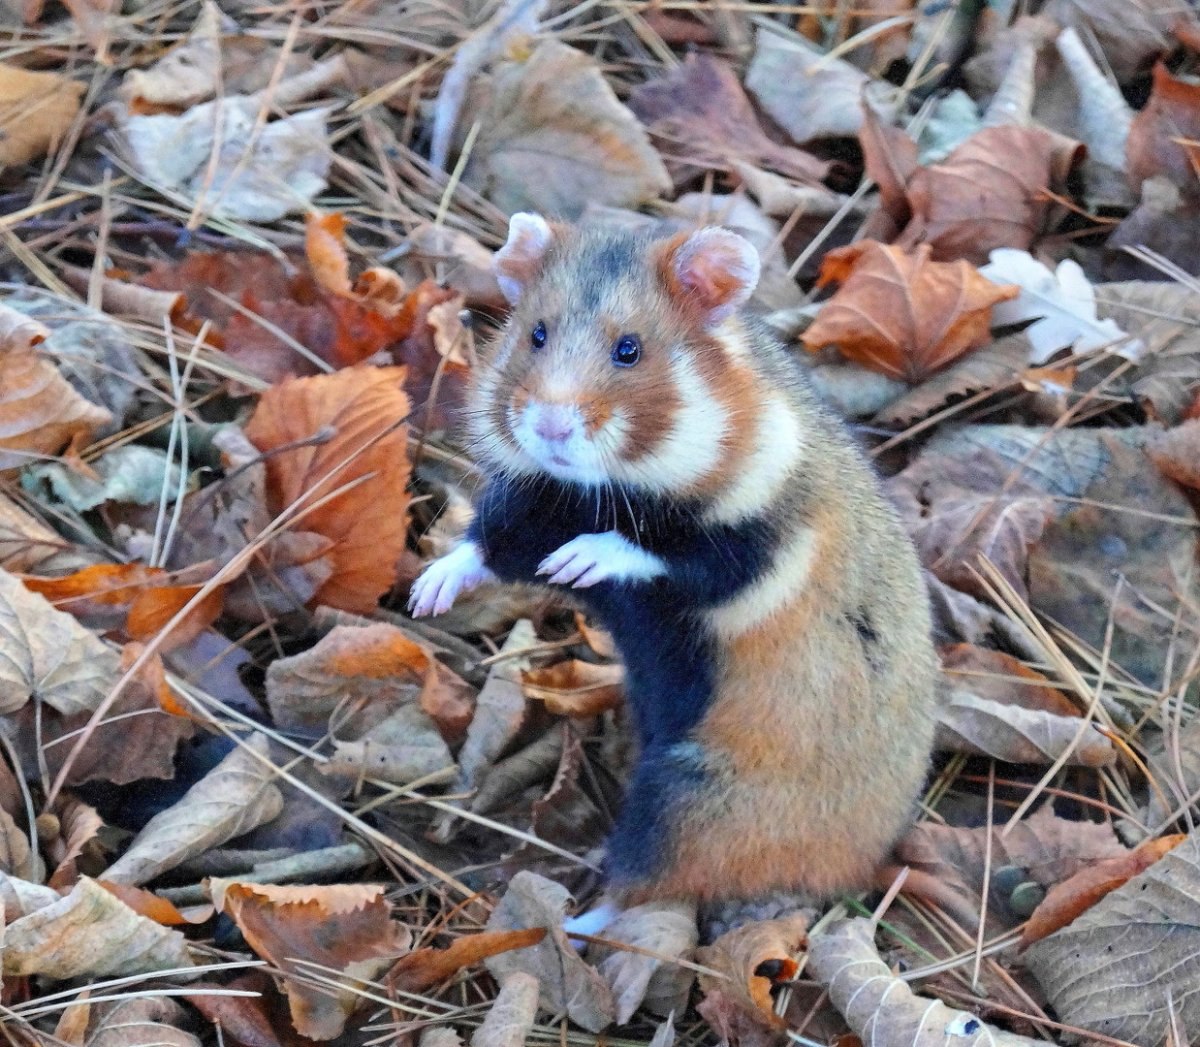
537, 531, 666, 589
564, 902, 621, 950
408, 542, 495, 617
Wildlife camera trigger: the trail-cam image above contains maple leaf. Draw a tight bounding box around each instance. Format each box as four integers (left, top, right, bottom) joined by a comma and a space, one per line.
802, 241, 1018, 382
244, 366, 412, 614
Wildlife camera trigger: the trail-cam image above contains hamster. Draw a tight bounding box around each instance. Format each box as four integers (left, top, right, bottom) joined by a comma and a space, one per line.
410, 213, 938, 913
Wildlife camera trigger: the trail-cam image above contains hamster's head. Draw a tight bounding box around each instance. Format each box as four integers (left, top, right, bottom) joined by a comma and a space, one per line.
470, 213, 762, 493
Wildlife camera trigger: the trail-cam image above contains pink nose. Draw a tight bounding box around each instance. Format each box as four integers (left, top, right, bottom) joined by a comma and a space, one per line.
533, 405, 577, 443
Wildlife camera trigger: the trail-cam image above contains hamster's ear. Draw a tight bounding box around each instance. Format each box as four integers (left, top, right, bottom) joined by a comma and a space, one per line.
494, 213, 555, 305
660, 227, 760, 325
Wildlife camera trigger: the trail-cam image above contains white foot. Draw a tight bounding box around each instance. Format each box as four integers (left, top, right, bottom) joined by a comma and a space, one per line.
408, 542, 495, 617
564, 902, 621, 950
537, 532, 666, 589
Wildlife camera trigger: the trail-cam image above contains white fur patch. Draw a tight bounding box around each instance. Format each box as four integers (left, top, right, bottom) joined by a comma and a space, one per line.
707, 526, 815, 637
704, 394, 804, 526
613, 351, 728, 493
409, 541, 495, 617
538, 531, 667, 588
494, 213, 553, 305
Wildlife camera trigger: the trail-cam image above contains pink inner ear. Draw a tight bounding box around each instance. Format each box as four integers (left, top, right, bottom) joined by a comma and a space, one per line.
671, 229, 760, 322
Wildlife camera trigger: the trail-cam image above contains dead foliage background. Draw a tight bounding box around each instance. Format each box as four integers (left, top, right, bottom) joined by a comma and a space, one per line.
2, 0, 1200, 1044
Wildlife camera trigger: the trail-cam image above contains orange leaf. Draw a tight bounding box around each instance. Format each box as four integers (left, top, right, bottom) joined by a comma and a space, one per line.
696, 913, 808, 1028
306, 211, 352, 296
521, 660, 625, 717
802, 241, 1018, 382
1128, 63, 1200, 194
244, 366, 412, 613
126, 583, 223, 649
22, 562, 167, 609
390, 928, 546, 994
98, 881, 201, 926
1020, 835, 1187, 949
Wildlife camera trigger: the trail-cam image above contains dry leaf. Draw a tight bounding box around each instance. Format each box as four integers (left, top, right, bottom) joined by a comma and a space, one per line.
245, 366, 412, 613
521, 660, 624, 717
463, 40, 670, 220
628, 52, 829, 186
809, 917, 1044, 1047
212, 880, 412, 1040
184, 971, 284, 1047
103, 734, 284, 886
802, 241, 1018, 382
322, 702, 455, 784
936, 689, 1117, 767
940, 644, 1079, 718
0, 63, 84, 166
696, 912, 808, 1027
47, 797, 104, 890
0, 303, 112, 472
896, 806, 1129, 906
900, 126, 1083, 265
403, 222, 505, 309
592, 902, 698, 1023
745, 27, 874, 142
483, 871, 616, 1033
0, 567, 119, 715
0, 806, 37, 881
1045, 0, 1180, 83
1025, 832, 1200, 1045
1021, 834, 1186, 948
1127, 63, 1200, 194
86, 998, 200, 1047
470, 972, 540, 1047
391, 928, 546, 994
2, 875, 193, 978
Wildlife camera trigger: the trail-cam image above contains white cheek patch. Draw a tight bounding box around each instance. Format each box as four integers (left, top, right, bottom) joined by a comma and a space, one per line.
707, 526, 816, 638
704, 394, 804, 526
613, 351, 728, 493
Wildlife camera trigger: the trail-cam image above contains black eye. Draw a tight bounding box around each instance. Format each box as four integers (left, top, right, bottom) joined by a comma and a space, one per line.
530, 320, 547, 350
612, 334, 641, 368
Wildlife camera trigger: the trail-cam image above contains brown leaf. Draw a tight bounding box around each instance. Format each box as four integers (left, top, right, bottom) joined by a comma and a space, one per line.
521, 660, 624, 717
86, 998, 200, 1047
592, 901, 698, 1023
47, 797, 104, 890
628, 52, 829, 186
900, 126, 1083, 265
940, 645, 1079, 718
802, 241, 1017, 382
245, 366, 412, 613
896, 806, 1129, 907
483, 870, 615, 1033
1128, 63, 1200, 194
391, 928, 546, 994
696, 913, 808, 1028
0, 303, 111, 473
1046, 0, 1181, 83
212, 880, 412, 1040
322, 703, 456, 784
1020, 834, 1186, 948
463, 40, 670, 220
0, 63, 84, 166
185, 971, 285, 1047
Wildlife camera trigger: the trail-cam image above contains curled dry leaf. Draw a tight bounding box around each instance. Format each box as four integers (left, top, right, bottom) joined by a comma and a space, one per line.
86, 997, 200, 1047
430, 620, 534, 842
245, 366, 412, 614
628, 52, 829, 186
403, 222, 506, 309
471, 972, 540, 1047
212, 880, 412, 1040
940, 644, 1079, 718
1020, 834, 1187, 948
696, 912, 808, 1027
1127, 63, 1200, 194
809, 917, 1045, 1047
483, 870, 616, 1033
1025, 833, 1200, 1045
391, 928, 546, 995
99, 880, 202, 926
47, 797, 104, 890
103, 734, 284, 886
936, 688, 1116, 767
0, 302, 111, 473
0, 62, 84, 166
802, 241, 1018, 382
521, 659, 624, 717
0, 807, 37, 881
1, 875, 193, 978
592, 901, 698, 1023
463, 40, 670, 220
896, 805, 1128, 907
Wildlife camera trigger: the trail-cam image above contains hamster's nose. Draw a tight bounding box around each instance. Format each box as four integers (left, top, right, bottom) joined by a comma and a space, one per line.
533, 404, 578, 444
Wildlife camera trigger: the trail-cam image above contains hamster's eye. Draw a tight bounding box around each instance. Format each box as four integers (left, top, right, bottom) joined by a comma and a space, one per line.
612, 334, 642, 368
530, 321, 547, 350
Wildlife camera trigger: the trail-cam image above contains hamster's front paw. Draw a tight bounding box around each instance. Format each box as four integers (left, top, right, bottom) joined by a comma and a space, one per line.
408, 542, 495, 617
537, 531, 667, 588
563, 901, 621, 952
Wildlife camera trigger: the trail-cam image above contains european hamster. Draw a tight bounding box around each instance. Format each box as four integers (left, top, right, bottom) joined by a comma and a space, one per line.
410, 214, 938, 912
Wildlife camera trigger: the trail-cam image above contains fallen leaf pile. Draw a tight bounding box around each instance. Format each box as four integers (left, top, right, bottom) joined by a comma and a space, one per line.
3, 1, 1200, 1045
